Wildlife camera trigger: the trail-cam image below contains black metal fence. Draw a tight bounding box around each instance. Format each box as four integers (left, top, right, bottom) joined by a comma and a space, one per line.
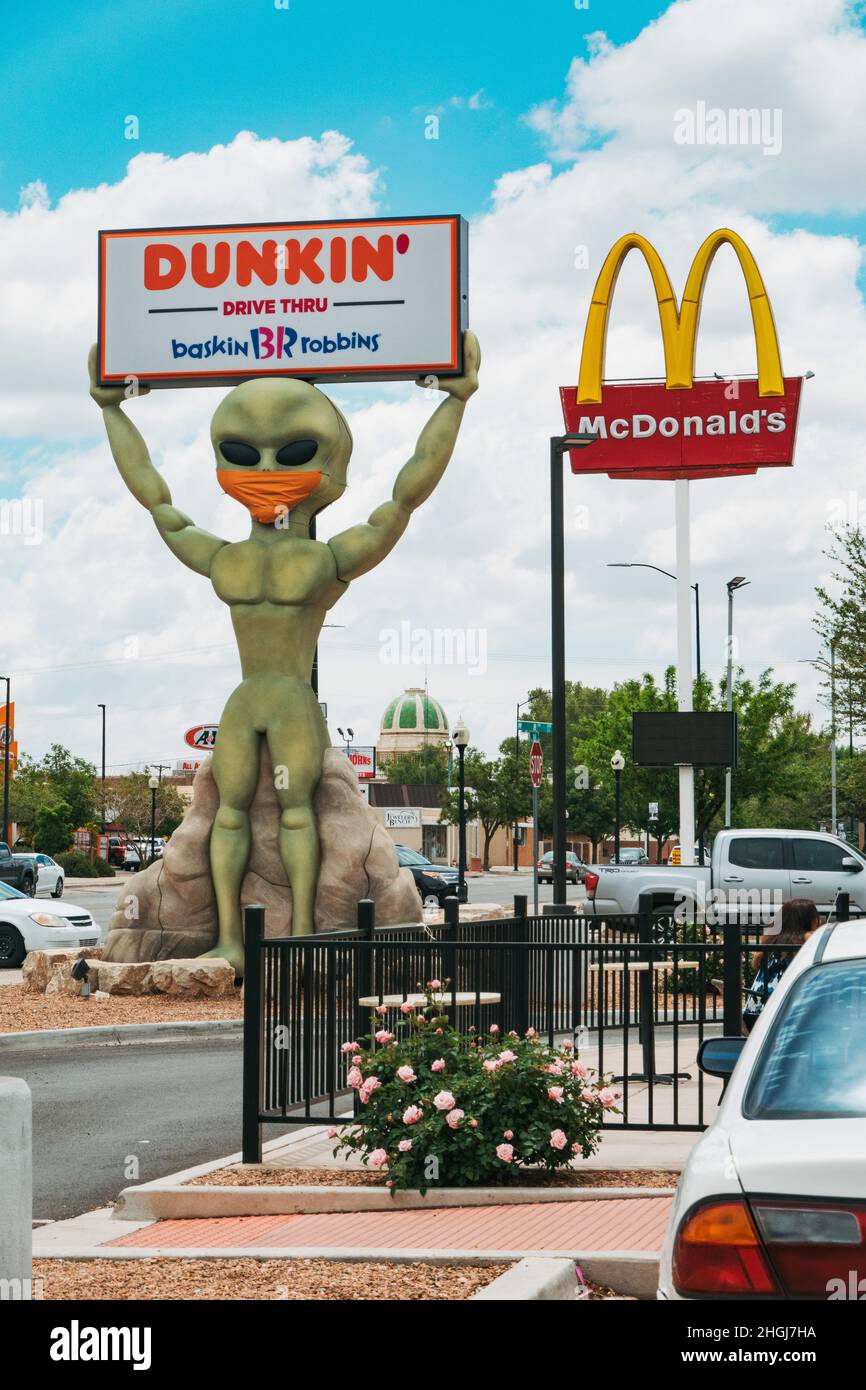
241, 892, 853, 1161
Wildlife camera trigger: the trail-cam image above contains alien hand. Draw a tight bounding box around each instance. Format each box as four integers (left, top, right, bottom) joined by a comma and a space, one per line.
88, 343, 150, 409
416, 330, 480, 402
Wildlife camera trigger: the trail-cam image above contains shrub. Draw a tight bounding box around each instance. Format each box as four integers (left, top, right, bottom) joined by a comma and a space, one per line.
332, 983, 619, 1192
56, 851, 115, 878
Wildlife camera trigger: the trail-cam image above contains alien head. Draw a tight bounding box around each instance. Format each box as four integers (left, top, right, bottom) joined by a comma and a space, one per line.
210, 376, 352, 526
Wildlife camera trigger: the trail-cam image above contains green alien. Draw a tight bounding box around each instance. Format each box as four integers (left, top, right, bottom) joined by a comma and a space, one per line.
88, 334, 480, 976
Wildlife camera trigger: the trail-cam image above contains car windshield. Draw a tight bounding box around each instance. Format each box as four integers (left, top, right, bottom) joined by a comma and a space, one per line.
0, 881, 26, 900
744, 959, 866, 1119
397, 848, 432, 867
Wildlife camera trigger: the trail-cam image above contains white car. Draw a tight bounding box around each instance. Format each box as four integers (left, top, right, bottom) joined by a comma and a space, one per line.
13, 852, 66, 898
0, 881, 99, 968
659, 920, 866, 1300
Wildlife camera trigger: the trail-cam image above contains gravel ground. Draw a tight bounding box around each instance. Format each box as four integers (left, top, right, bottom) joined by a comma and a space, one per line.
0, 984, 242, 1033
34, 1257, 504, 1301
187, 1164, 679, 1188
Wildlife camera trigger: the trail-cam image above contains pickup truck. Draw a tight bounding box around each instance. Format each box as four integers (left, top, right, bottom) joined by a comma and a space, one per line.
0, 842, 37, 896
582, 828, 866, 920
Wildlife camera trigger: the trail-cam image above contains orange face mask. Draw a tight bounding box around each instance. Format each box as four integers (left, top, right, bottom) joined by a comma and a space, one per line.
216, 470, 322, 524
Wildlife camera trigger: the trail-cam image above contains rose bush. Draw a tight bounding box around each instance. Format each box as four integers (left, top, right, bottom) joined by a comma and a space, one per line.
333, 983, 620, 1192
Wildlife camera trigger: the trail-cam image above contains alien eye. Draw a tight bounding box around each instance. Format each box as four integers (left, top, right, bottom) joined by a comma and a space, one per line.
219, 440, 261, 467
275, 439, 319, 467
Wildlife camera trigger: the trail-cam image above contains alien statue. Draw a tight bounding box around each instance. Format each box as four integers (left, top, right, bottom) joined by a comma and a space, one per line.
88, 334, 480, 977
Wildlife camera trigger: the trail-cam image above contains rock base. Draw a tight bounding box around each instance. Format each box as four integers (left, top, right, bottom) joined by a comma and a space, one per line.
21, 949, 237, 998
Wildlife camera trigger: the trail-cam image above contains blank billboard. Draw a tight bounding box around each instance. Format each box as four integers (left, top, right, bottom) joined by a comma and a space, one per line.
632, 712, 737, 767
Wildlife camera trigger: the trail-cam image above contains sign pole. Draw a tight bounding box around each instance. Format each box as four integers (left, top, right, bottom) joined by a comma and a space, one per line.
532, 783, 539, 915
675, 479, 696, 866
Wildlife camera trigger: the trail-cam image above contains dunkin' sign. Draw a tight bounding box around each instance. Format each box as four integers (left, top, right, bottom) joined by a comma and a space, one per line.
98, 216, 467, 388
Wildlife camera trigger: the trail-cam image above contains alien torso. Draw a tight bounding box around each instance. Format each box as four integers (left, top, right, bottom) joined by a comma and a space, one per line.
210, 534, 346, 610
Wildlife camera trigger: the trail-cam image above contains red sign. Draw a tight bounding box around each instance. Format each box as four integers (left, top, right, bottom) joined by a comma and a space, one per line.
529, 740, 543, 789
346, 745, 377, 780
559, 378, 802, 480
184, 725, 218, 749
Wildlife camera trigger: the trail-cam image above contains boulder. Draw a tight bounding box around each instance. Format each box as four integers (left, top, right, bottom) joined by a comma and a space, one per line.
102, 746, 421, 962
22, 947, 103, 994
149, 959, 236, 998
45, 960, 100, 996
96, 961, 154, 995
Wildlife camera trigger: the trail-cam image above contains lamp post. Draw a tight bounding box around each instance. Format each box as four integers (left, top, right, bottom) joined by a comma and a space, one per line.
337, 727, 354, 756
551, 431, 598, 906
611, 749, 625, 861
513, 695, 531, 870
148, 772, 159, 865
97, 704, 107, 835
1, 675, 10, 844
607, 564, 702, 680
453, 717, 469, 904
724, 576, 750, 826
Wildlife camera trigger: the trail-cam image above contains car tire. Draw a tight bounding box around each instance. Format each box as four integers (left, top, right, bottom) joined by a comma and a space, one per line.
0, 923, 25, 968
52, 878, 63, 898
21, 874, 35, 897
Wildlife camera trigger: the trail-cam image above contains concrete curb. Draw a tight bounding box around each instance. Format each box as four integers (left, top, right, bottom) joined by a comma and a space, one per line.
0, 1019, 243, 1053
472, 1257, 578, 1300
114, 1180, 676, 1221
33, 1245, 658, 1295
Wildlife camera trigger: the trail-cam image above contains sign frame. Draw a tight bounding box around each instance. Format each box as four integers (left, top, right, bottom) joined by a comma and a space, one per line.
632, 711, 738, 768
97, 214, 468, 389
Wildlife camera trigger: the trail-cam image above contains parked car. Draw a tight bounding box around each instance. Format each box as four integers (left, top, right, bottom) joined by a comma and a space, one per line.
583, 828, 866, 919
0, 842, 38, 896
658, 919, 866, 1299
607, 847, 649, 866
13, 852, 65, 897
395, 845, 462, 907
537, 850, 584, 885
0, 881, 99, 967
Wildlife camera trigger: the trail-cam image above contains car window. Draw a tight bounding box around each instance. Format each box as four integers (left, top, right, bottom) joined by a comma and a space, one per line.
0, 881, 25, 899
397, 848, 431, 867
728, 837, 784, 871
792, 838, 859, 874
744, 959, 866, 1119
541, 852, 554, 862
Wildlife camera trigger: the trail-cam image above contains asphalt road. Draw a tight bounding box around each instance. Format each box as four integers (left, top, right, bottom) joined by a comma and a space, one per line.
461, 871, 586, 912
0, 1035, 304, 1222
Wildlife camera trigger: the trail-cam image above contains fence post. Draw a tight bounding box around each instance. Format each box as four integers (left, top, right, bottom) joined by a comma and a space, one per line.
722, 915, 742, 1036
637, 892, 656, 1081
835, 891, 850, 923
241, 903, 264, 1164
443, 895, 459, 1008
355, 898, 375, 1044
513, 893, 529, 1036
0, 1077, 31, 1297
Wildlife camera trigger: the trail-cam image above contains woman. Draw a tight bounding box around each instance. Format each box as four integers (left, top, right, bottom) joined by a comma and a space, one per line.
742, 898, 821, 1033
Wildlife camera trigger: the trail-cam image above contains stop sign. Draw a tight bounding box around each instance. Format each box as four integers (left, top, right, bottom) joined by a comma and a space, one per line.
529, 740, 543, 788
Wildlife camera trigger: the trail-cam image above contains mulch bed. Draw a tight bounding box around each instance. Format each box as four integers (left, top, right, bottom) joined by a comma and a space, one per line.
33, 1257, 504, 1301
0, 985, 242, 1033
186, 1164, 679, 1188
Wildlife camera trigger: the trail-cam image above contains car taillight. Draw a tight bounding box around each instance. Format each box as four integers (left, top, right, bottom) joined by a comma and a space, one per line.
673, 1199, 777, 1296
752, 1201, 866, 1299
584, 870, 599, 893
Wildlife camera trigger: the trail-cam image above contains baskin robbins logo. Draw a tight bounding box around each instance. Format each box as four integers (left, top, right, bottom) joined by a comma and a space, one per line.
560, 228, 805, 480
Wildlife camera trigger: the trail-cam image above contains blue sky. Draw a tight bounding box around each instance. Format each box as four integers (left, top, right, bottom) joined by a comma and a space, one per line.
1, 0, 668, 216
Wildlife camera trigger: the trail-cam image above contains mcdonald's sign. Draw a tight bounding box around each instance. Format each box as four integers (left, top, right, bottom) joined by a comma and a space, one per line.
560, 229, 803, 479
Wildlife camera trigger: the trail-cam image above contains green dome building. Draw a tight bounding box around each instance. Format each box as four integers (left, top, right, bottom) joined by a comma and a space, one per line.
377, 687, 450, 758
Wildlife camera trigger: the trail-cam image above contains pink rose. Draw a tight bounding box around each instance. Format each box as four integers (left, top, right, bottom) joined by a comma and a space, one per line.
503, 1129, 513, 1141
496, 1143, 514, 1163
396, 1065, 416, 1083
435, 1027, 444, 1035
484, 1058, 500, 1072
498, 1050, 517, 1064
580, 1087, 594, 1103
340, 1041, 359, 1054
525, 1028, 537, 1039
571, 1061, 587, 1078
547, 1086, 564, 1104
375, 1004, 388, 1016
571, 1141, 582, 1155
398, 1138, 413, 1153
468, 1119, 478, 1128
359, 1076, 381, 1104
353, 1056, 362, 1066
428, 979, 442, 990
347, 1067, 363, 1089
562, 1039, 574, 1051
549, 1129, 567, 1151
368, 1148, 388, 1169
446, 1108, 465, 1130
433, 1090, 456, 1111
489, 1024, 500, 1035
431, 1058, 446, 1073
400, 1002, 415, 1015
327, 1127, 338, 1139
403, 1105, 423, 1125
598, 1087, 617, 1108
374, 1029, 394, 1044
546, 1059, 564, 1076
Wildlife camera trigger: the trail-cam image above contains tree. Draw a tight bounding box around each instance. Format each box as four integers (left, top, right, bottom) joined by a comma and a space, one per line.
32, 799, 75, 856
9, 744, 98, 838
383, 746, 449, 786
439, 747, 522, 871
815, 525, 866, 730
106, 774, 186, 844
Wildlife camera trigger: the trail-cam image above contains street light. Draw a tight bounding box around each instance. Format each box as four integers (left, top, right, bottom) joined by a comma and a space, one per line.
607, 563, 702, 679
725, 576, 750, 826
97, 703, 107, 834
611, 749, 625, 861
514, 694, 531, 870
453, 717, 470, 904
1, 675, 10, 844
148, 772, 159, 865
551, 431, 598, 907
337, 727, 354, 755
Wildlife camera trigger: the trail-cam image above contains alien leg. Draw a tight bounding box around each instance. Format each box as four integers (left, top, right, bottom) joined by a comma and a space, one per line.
205, 690, 261, 976
266, 687, 328, 936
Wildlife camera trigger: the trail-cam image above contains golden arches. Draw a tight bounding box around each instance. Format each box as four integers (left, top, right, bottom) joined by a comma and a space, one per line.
576, 228, 784, 403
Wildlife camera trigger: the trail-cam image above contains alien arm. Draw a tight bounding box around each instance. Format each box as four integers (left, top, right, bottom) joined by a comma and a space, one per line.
328, 394, 468, 582
101, 403, 227, 577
